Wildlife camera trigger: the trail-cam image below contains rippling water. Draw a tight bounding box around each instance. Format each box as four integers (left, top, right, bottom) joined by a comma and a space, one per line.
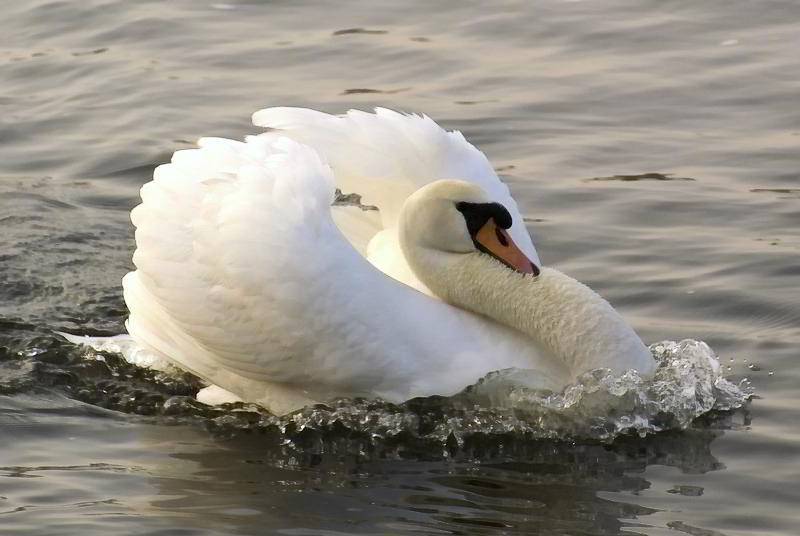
2, 0, 799, 534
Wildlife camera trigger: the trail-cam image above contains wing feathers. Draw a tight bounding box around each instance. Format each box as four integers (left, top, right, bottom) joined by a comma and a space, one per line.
125, 135, 380, 394
252, 107, 540, 265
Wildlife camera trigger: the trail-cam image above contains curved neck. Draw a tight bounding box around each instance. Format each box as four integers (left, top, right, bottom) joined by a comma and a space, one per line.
407, 251, 654, 378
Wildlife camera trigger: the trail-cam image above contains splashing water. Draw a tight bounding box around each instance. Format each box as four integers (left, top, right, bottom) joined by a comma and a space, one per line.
260, 340, 752, 451
455, 340, 752, 440
5, 336, 752, 457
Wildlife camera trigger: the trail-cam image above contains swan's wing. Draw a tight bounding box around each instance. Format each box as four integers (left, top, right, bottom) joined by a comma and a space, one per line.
123, 135, 430, 410
251, 107, 540, 266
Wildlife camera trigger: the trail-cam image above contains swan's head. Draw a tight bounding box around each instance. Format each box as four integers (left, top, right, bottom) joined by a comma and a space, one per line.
399, 180, 539, 282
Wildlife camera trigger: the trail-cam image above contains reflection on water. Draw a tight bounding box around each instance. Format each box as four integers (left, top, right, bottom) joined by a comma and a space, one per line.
0, 392, 739, 536
153, 430, 728, 535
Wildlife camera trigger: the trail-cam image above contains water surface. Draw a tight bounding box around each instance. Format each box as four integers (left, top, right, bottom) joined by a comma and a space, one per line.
2, 1, 799, 534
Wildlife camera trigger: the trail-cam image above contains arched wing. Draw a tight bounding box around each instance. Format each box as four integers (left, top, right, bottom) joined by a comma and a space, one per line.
252, 107, 540, 266
123, 135, 433, 409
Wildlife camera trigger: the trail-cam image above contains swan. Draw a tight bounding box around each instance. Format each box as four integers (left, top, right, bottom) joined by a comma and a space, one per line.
120, 107, 656, 415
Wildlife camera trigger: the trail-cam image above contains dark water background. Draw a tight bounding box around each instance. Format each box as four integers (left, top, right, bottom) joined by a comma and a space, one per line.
2, 0, 799, 534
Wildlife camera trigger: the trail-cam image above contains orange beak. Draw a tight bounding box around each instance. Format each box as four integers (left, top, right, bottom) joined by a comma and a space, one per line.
474, 219, 539, 275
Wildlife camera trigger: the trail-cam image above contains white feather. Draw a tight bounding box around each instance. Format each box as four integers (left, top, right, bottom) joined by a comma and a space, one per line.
125, 132, 558, 414
252, 107, 540, 290
120, 108, 654, 415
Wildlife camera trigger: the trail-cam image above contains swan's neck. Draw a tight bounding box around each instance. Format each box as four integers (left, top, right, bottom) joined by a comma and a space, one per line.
415, 253, 654, 378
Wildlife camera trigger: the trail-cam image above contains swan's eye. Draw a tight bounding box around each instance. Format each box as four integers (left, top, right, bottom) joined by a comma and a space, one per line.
495, 227, 509, 247
457, 203, 538, 275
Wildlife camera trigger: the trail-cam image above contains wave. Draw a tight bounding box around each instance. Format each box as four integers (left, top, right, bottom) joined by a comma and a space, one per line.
2, 335, 752, 458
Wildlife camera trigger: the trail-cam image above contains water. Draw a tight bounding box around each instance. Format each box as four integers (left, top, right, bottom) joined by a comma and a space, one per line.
1, 0, 799, 534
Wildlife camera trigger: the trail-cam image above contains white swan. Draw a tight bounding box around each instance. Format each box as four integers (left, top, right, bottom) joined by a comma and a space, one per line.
121, 107, 655, 415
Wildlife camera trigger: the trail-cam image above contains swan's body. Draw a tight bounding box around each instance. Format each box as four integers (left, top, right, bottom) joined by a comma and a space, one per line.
122, 108, 655, 414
